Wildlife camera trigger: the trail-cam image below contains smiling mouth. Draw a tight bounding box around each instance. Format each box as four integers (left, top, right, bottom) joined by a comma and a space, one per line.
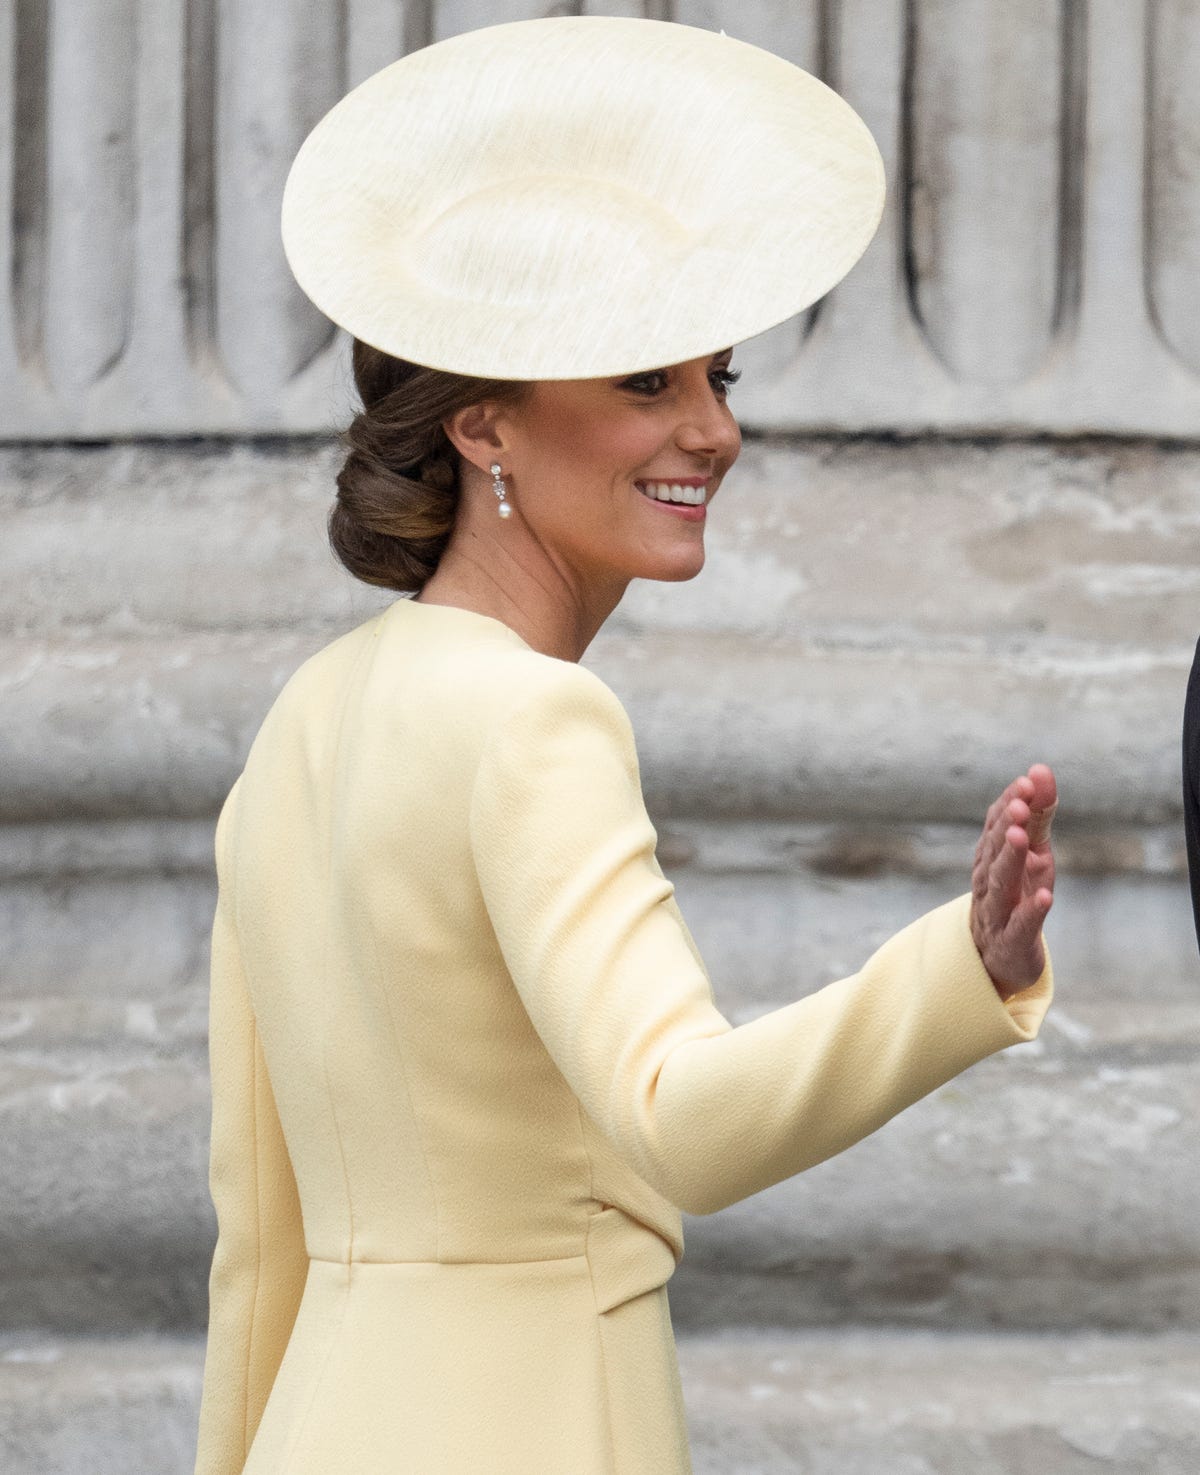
634, 480, 709, 506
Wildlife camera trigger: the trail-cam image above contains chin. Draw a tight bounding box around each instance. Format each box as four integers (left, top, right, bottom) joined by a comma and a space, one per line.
640, 550, 706, 583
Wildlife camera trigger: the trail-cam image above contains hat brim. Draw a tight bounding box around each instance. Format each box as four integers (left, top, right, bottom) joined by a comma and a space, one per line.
281, 15, 885, 380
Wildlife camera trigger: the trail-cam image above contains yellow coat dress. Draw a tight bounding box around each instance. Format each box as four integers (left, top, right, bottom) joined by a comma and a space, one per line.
192, 595, 1054, 1475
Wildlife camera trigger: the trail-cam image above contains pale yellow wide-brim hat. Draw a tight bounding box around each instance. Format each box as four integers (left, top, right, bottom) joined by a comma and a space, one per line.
281, 15, 885, 381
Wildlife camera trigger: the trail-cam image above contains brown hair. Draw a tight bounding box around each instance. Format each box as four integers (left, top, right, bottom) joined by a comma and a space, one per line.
330, 338, 531, 591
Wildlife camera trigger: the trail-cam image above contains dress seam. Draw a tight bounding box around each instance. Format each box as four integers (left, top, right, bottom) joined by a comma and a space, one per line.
364, 847, 442, 1263
243, 1008, 261, 1462
363, 617, 443, 1261
305, 1251, 590, 1265
319, 635, 377, 1266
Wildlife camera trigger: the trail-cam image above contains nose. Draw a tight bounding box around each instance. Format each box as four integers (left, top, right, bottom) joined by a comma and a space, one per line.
675, 383, 741, 465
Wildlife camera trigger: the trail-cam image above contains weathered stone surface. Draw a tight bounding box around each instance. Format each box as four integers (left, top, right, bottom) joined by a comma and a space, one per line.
905, 1, 1065, 387
1, 863, 215, 1002
0, 990, 1193, 1333
1, 788, 1193, 1336
0, 629, 1189, 824
5, 434, 1195, 825
680, 1327, 1200, 1475
670, 1011, 1199, 1333
0, 1039, 212, 1331
0, 1333, 201, 1475
665, 859, 1197, 1009
7, 436, 1200, 651
2, 1329, 1197, 1475
7, 3, 1200, 435
3, 829, 1193, 1005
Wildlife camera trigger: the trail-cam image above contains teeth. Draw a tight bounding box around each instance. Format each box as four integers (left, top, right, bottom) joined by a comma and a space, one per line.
637, 481, 706, 505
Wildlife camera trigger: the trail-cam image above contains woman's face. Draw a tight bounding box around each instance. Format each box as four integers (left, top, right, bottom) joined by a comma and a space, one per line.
495, 348, 742, 587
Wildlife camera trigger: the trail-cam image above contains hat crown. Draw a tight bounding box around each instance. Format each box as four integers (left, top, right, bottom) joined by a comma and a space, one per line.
410, 175, 693, 307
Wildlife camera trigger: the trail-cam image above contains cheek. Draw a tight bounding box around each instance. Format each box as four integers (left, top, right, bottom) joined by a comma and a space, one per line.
582, 416, 663, 481
537, 408, 660, 486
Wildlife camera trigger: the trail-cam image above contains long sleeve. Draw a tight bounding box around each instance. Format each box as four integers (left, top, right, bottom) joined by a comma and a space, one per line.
468, 662, 1055, 1218
193, 781, 310, 1475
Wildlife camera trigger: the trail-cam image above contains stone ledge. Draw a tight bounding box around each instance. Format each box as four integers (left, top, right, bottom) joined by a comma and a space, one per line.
0, 1332, 200, 1475
0, 631, 1188, 822
0, 813, 1186, 882
5, 842, 1196, 1005
0, 1020, 1194, 1332
1, 992, 1193, 1064
679, 1327, 1200, 1474
1, 1329, 1197, 1475
6, 436, 1200, 649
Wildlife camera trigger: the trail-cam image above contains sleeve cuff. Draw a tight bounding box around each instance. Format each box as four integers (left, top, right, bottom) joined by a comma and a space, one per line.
937, 889, 1055, 1045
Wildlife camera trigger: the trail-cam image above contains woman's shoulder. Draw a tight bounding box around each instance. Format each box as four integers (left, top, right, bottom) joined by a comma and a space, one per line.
482, 645, 630, 734
421, 647, 635, 780
466, 652, 647, 841
248, 599, 636, 773
469, 653, 641, 799
377, 598, 632, 727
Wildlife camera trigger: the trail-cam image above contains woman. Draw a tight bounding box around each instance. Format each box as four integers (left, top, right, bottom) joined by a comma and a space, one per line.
193, 16, 1057, 1475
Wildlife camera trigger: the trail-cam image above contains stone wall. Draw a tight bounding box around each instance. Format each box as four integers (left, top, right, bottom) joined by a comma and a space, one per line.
8, 0, 1200, 438
2, 3, 1197, 1471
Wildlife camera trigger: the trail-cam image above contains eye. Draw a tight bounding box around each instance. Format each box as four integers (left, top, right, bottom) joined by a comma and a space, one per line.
621, 369, 670, 395
620, 366, 742, 396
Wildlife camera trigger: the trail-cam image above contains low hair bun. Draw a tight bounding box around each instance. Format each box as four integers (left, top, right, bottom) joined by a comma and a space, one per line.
331, 441, 455, 593
329, 339, 529, 593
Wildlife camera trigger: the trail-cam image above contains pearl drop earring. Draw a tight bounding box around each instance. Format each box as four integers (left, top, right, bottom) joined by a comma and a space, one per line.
491, 462, 513, 519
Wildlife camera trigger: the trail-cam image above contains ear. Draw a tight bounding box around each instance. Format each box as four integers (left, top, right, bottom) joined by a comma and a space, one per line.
442, 400, 510, 476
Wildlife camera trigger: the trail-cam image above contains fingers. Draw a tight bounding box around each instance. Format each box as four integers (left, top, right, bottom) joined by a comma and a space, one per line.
985, 767, 1058, 857
985, 774, 1032, 830
975, 792, 1029, 894
983, 828, 1053, 983
976, 767, 1059, 886
987, 823, 1027, 916
977, 780, 1057, 907
1006, 875, 1053, 957
1023, 764, 1058, 845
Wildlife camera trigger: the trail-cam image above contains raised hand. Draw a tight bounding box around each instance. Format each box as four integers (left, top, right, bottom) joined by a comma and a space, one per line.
969, 764, 1058, 1001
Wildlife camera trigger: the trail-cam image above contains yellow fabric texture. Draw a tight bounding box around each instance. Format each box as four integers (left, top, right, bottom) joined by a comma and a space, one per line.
193, 597, 1054, 1475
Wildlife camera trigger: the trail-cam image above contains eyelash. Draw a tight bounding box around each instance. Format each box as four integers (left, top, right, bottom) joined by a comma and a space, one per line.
622, 366, 742, 397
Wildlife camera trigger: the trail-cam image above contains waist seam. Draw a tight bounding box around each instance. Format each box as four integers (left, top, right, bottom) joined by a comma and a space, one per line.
307, 1252, 590, 1266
